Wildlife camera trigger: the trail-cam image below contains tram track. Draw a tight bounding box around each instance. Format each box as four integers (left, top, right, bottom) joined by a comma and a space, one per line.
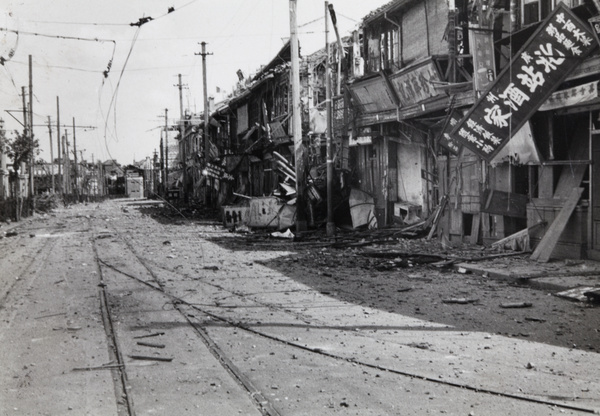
91, 216, 599, 415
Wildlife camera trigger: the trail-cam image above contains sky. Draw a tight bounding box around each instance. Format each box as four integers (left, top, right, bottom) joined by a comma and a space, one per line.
1, 0, 391, 165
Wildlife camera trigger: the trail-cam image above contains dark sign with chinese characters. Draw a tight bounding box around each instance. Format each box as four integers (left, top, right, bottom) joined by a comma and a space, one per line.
439, 110, 463, 155
451, 4, 597, 161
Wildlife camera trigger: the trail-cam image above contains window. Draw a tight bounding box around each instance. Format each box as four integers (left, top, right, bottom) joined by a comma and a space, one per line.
521, 0, 582, 25
522, 0, 553, 25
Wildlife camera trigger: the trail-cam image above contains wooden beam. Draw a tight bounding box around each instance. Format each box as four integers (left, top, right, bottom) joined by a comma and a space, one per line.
491, 221, 546, 250
530, 187, 584, 263
470, 213, 480, 245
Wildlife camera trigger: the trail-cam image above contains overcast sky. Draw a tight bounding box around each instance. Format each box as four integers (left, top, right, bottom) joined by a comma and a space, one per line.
1, 0, 391, 165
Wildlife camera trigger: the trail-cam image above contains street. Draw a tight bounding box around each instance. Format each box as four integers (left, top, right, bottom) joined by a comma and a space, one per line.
1, 199, 600, 415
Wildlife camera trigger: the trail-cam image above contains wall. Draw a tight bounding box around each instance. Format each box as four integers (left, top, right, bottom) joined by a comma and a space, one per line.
396, 142, 423, 206
426, 0, 450, 56
402, 3, 428, 64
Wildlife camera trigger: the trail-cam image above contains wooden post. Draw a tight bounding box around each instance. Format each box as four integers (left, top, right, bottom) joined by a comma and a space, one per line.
290, 0, 307, 232
47, 116, 55, 193
28, 55, 34, 203
56, 97, 62, 194
325, 1, 335, 236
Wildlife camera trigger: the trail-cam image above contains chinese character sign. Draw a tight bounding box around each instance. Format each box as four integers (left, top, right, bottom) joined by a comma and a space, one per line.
439, 110, 463, 155
451, 4, 597, 161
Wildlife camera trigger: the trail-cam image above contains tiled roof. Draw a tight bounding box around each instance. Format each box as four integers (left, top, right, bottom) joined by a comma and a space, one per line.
362, 0, 416, 25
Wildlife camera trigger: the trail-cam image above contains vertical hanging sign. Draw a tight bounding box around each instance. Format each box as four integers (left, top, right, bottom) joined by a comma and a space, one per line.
469, 24, 497, 95
451, 4, 597, 161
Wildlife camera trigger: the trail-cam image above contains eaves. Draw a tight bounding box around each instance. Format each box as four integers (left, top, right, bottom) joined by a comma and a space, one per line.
362, 0, 420, 26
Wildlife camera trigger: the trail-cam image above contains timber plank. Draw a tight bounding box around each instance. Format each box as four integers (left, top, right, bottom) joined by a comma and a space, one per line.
531, 187, 584, 263
470, 213, 480, 245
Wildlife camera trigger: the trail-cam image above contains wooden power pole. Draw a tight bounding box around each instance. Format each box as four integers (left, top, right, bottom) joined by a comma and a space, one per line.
196, 42, 212, 204
325, 1, 335, 237
56, 97, 62, 194
47, 116, 55, 193
28, 55, 34, 203
289, 0, 307, 232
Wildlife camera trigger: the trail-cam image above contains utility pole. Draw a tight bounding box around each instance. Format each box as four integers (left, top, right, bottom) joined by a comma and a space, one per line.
196, 42, 212, 204
28, 55, 34, 203
325, 1, 335, 237
164, 108, 169, 194
72, 118, 78, 197
327, 3, 345, 96
289, 0, 307, 232
175, 73, 187, 202
18, 86, 26, 216
63, 130, 69, 194
47, 116, 55, 193
56, 97, 62, 194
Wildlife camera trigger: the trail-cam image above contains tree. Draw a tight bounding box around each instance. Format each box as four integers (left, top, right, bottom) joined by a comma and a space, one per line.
0, 120, 7, 154
6, 129, 38, 177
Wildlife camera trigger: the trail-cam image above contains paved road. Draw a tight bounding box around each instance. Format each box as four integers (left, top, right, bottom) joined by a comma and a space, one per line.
1, 199, 599, 415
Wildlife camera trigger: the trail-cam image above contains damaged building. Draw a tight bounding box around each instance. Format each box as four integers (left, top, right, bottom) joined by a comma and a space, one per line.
176, 0, 600, 262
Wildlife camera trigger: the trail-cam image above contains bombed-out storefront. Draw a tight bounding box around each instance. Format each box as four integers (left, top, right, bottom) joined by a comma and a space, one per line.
444, 3, 600, 260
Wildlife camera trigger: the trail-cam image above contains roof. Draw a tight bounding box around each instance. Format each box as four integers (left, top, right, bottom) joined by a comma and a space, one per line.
362, 0, 420, 26
252, 40, 292, 82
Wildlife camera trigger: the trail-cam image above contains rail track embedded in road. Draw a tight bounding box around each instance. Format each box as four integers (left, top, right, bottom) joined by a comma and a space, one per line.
91, 215, 599, 415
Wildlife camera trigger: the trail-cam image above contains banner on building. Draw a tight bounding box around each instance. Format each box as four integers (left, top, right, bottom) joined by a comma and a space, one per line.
469, 24, 497, 95
451, 4, 597, 161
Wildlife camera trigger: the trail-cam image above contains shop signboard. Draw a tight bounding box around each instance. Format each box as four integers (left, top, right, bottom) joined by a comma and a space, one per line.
439, 110, 463, 155
451, 4, 597, 161
388, 59, 443, 107
204, 162, 234, 181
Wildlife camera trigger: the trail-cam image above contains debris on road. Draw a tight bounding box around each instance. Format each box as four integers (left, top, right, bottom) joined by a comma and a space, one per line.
133, 332, 165, 339
137, 341, 166, 349
442, 298, 477, 305
584, 288, 600, 303
128, 355, 173, 362
500, 302, 533, 309
72, 363, 124, 372
556, 287, 595, 302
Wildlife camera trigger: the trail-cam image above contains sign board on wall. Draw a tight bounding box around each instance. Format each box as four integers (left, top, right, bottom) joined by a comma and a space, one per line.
388, 59, 443, 107
451, 4, 597, 161
469, 25, 497, 95
204, 163, 234, 181
439, 110, 463, 155
349, 75, 397, 113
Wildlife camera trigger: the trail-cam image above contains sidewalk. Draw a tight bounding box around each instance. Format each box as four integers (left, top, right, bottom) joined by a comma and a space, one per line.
456, 256, 600, 298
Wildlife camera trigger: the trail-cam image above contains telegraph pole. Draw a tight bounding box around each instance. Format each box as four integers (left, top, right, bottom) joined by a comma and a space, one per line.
196, 42, 212, 204
28, 55, 34, 202
56, 97, 62, 194
325, 1, 334, 236
72, 118, 78, 196
64, 129, 70, 194
289, 0, 307, 232
164, 108, 169, 193
175, 73, 187, 202
47, 116, 55, 193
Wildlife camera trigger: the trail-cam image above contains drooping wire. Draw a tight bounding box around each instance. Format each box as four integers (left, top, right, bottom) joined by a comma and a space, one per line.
103, 26, 142, 152
0, 27, 117, 79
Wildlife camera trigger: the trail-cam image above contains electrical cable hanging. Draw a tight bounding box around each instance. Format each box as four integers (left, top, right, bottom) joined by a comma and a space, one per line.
103, 26, 142, 153
0, 27, 117, 79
